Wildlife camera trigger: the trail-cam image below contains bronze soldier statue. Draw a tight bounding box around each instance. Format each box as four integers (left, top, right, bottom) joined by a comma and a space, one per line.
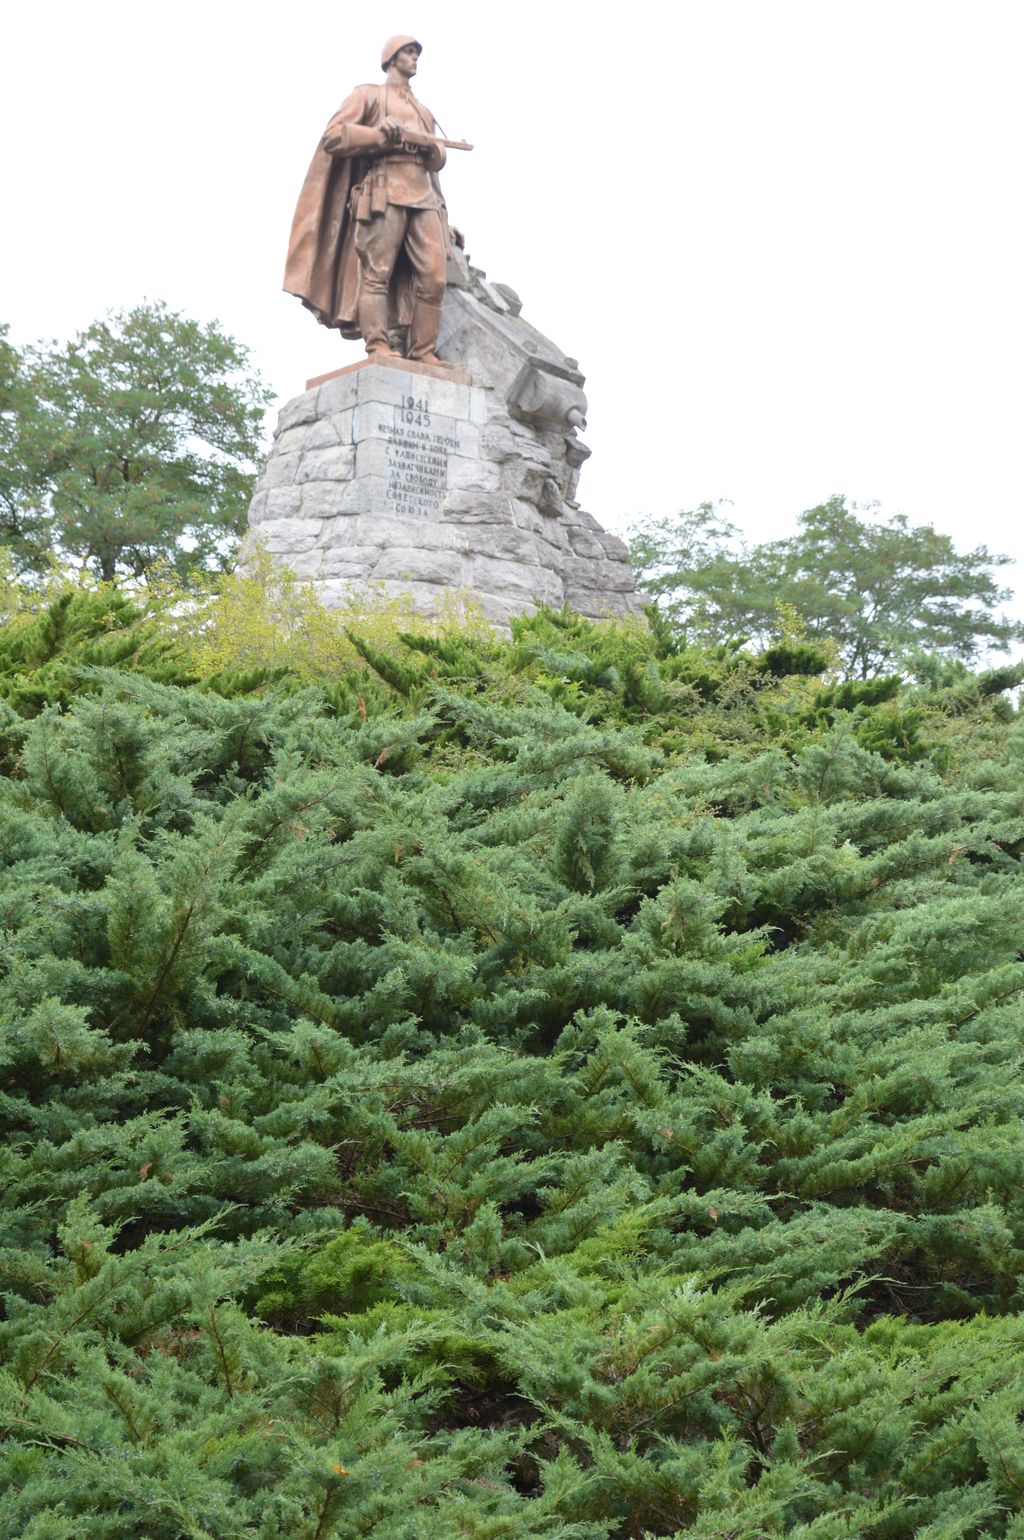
283, 36, 470, 368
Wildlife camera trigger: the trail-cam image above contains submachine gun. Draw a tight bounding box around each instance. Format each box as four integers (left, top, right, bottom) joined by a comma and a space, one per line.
393, 126, 474, 154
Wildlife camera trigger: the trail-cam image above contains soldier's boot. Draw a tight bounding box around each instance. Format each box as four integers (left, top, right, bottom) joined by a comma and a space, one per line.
407, 301, 452, 368
360, 291, 401, 358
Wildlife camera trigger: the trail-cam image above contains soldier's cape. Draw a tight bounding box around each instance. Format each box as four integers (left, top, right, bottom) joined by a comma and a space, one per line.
283, 84, 446, 337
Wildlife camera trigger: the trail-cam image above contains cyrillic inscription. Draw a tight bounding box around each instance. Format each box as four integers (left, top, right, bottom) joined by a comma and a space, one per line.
377, 397, 457, 518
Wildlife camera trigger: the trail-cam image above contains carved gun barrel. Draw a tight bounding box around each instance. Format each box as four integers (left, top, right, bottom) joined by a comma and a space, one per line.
507, 361, 588, 433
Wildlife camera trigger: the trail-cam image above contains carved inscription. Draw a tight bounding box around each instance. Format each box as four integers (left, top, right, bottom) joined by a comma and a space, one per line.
377, 397, 457, 518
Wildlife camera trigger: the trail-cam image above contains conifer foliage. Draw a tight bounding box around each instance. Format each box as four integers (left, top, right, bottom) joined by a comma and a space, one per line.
1, 592, 1023, 1537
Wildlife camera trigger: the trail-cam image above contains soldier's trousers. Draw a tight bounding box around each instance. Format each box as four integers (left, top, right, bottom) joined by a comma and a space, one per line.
355, 205, 447, 353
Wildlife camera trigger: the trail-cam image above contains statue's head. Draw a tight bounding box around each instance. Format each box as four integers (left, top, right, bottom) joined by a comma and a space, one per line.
381, 36, 422, 74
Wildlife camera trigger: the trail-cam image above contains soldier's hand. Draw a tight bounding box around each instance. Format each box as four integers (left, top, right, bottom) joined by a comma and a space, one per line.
378, 117, 404, 146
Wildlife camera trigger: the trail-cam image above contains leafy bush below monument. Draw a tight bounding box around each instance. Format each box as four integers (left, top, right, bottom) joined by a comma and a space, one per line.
1, 581, 1023, 1537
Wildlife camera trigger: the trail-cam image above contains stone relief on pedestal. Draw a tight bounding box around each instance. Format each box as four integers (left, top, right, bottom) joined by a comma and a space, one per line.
247, 36, 643, 628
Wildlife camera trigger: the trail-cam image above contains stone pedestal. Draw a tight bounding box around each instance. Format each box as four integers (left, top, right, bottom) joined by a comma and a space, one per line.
247, 262, 645, 628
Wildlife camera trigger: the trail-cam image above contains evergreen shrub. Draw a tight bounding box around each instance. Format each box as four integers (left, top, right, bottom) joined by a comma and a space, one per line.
1, 576, 1023, 1537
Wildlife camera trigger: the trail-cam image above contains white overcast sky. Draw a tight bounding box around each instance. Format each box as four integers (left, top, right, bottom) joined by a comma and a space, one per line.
3, 1, 1023, 610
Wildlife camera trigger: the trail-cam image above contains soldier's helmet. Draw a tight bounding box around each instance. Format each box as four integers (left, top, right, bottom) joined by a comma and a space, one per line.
381, 36, 422, 70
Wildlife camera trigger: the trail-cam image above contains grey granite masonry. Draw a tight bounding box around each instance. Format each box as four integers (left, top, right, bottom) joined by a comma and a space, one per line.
246, 256, 644, 628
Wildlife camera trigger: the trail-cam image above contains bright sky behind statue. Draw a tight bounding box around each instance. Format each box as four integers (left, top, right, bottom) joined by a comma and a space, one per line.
3, 0, 1022, 609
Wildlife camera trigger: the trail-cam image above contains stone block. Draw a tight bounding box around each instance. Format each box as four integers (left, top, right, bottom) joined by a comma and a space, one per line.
315, 578, 359, 609
564, 589, 619, 617
468, 388, 488, 426
355, 367, 474, 422
263, 485, 303, 519
351, 514, 456, 551
320, 548, 381, 579
471, 591, 546, 627
441, 492, 515, 525
354, 438, 416, 482
276, 389, 321, 433
260, 518, 325, 555
372, 547, 465, 586
573, 508, 603, 532
539, 484, 565, 519
510, 500, 570, 549
567, 527, 606, 560
460, 526, 543, 565
543, 438, 570, 474
317, 375, 360, 414
325, 411, 357, 445
362, 407, 459, 445
470, 555, 562, 603
429, 379, 477, 419
502, 460, 552, 501
510, 421, 552, 452
248, 490, 269, 525
510, 497, 545, 532
300, 481, 357, 518
479, 425, 518, 462
564, 585, 646, 617
578, 563, 634, 591
348, 404, 370, 443
599, 533, 630, 561
276, 548, 324, 579
296, 445, 356, 483
373, 578, 467, 611
565, 563, 611, 593
335, 476, 392, 514
447, 456, 500, 492
306, 416, 345, 448
273, 424, 314, 457
563, 555, 636, 592
533, 519, 572, 553
316, 574, 474, 617
354, 367, 401, 407
452, 420, 482, 459
260, 452, 303, 490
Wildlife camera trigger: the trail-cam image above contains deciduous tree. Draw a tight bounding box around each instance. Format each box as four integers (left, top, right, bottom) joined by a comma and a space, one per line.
629, 496, 1023, 677
0, 302, 270, 581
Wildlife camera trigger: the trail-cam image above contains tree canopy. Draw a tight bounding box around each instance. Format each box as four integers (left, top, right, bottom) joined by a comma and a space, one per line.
628, 496, 1024, 677
0, 302, 270, 581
